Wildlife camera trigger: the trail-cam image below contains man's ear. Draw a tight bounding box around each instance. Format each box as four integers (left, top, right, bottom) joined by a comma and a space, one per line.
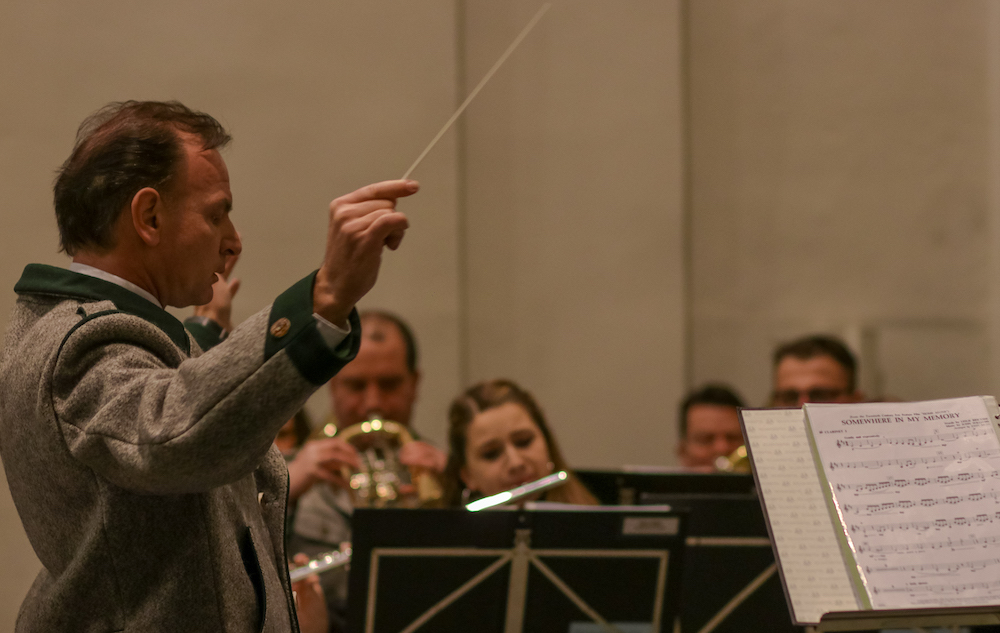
131, 187, 163, 246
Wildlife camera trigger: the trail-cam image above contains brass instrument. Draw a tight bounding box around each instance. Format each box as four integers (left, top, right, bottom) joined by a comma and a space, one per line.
314, 413, 443, 508
714, 445, 751, 473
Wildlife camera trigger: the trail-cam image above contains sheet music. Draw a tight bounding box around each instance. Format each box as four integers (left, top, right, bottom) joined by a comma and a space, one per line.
805, 397, 1000, 610
741, 408, 859, 625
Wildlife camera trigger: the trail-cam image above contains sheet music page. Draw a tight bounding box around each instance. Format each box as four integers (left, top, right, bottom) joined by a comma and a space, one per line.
805, 396, 1000, 610
741, 408, 859, 625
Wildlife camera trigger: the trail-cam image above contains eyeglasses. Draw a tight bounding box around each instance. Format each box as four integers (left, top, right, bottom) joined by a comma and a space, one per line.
770, 388, 847, 407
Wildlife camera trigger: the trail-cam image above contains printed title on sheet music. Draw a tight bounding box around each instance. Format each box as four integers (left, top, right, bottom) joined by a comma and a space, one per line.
840, 413, 961, 425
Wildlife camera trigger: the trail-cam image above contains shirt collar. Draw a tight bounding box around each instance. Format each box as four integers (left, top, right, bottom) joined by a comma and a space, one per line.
69, 262, 163, 308
14, 263, 190, 354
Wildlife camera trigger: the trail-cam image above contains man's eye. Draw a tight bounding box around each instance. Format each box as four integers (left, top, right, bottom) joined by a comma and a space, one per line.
378, 379, 403, 392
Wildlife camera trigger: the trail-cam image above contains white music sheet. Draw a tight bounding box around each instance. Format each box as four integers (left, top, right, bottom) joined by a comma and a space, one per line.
741, 408, 859, 625
805, 397, 1000, 610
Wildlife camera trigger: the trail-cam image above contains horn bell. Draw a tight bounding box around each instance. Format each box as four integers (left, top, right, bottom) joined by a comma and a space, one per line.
315, 414, 443, 508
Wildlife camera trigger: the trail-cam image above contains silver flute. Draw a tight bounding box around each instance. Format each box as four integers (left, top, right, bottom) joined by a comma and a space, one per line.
289, 547, 352, 583
288, 471, 569, 580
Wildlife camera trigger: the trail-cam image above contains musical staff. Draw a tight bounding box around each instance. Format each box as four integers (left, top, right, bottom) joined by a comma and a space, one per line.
834, 471, 1000, 494
856, 533, 1000, 554
842, 491, 1000, 515
848, 512, 1000, 535
828, 448, 1000, 471
875, 578, 1000, 596
866, 557, 1000, 575
835, 425, 991, 450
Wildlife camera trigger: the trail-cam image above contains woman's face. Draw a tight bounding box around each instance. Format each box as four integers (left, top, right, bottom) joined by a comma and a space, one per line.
460, 402, 552, 497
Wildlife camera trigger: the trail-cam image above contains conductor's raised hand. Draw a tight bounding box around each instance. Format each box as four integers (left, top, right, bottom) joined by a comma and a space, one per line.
313, 180, 418, 326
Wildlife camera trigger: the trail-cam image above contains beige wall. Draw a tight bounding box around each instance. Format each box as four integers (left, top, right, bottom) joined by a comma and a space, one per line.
688, 0, 996, 406
461, 0, 686, 468
2, 0, 1000, 627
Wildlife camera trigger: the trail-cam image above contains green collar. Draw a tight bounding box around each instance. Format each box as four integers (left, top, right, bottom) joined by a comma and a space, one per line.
14, 263, 191, 353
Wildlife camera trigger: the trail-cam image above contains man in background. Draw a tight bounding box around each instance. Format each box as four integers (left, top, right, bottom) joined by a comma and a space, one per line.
677, 384, 747, 470
770, 334, 864, 407
287, 311, 445, 631
285, 310, 445, 501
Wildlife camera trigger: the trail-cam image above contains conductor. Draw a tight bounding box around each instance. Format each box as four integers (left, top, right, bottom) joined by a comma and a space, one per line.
0, 101, 417, 632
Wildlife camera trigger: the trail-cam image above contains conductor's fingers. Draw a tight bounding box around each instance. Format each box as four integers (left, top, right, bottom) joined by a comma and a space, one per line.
334, 180, 419, 206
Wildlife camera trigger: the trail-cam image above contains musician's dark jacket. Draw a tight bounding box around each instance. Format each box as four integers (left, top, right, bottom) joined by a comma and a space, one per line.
0, 264, 360, 632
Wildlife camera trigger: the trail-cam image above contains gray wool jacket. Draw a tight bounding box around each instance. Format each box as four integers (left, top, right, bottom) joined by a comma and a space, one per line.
0, 264, 361, 633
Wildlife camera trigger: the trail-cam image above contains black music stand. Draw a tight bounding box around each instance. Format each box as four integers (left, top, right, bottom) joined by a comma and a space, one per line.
575, 469, 757, 506
347, 506, 686, 633
575, 470, 798, 633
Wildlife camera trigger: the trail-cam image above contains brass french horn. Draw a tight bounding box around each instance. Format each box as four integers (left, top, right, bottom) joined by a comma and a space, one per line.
313, 413, 443, 508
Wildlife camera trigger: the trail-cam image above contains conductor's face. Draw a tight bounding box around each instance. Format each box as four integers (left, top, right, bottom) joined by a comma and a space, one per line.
154, 137, 241, 307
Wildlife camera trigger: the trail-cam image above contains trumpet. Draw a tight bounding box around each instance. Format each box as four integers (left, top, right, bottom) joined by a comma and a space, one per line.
714, 445, 750, 473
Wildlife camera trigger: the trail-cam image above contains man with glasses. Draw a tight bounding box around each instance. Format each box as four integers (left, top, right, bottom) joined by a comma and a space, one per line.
769, 335, 863, 407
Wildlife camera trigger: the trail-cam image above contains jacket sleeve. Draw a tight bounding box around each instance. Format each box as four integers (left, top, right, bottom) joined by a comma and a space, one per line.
51, 272, 361, 494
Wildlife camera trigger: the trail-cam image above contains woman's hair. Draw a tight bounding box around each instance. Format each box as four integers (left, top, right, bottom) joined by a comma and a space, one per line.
442, 378, 597, 507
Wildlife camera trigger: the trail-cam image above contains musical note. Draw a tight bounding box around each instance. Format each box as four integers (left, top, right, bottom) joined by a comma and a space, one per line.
829, 448, 1000, 471
834, 471, 1000, 493
856, 533, 1000, 555
848, 512, 1000, 535
875, 577, 1000, 596
841, 491, 1000, 515
835, 426, 992, 450
866, 557, 1000, 575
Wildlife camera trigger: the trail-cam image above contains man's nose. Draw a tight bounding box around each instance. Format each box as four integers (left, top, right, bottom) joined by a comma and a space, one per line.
223, 224, 242, 258
714, 437, 734, 456
363, 384, 384, 415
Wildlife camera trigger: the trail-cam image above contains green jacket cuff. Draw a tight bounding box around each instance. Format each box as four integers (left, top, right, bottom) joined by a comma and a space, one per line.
265, 271, 361, 385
